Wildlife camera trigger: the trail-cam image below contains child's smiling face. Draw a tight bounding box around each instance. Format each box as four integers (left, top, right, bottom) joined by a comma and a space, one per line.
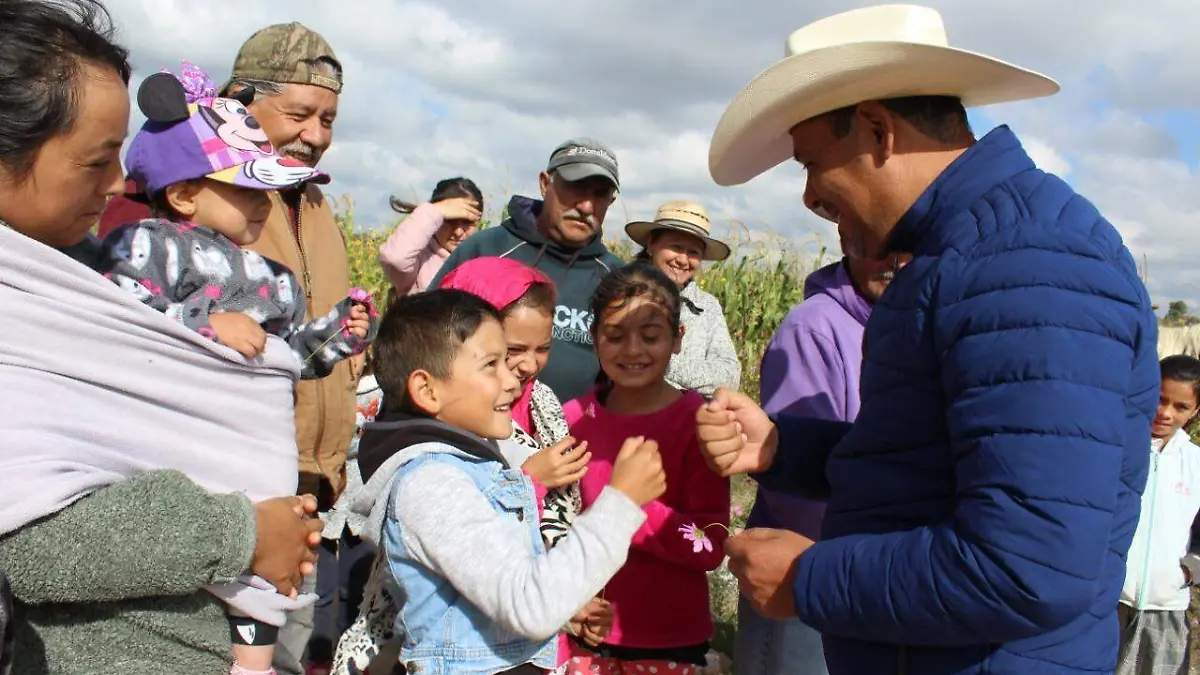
502, 306, 552, 389
432, 317, 521, 439
594, 295, 682, 390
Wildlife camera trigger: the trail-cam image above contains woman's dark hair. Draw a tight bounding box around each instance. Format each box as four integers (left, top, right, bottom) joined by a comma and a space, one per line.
590, 261, 683, 336
633, 229, 668, 263
389, 177, 483, 215
1161, 354, 1200, 404
503, 281, 556, 319
0, 0, 132, 183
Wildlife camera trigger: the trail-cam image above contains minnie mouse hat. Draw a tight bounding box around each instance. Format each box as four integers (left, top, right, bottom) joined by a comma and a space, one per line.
126, 61, 330, 197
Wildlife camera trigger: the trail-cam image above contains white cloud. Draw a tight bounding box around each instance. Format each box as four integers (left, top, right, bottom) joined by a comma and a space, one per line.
1021, 137, 1072, 178
99, 0, 1200, 309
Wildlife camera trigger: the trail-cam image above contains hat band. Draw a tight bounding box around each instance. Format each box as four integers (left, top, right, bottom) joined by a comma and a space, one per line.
654, 218, 712, 238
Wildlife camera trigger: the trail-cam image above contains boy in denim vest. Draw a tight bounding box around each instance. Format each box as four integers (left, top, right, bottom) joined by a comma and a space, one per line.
352, 289, 667, 674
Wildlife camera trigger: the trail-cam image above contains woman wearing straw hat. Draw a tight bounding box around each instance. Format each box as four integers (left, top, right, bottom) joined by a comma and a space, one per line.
627, 200, 741, 398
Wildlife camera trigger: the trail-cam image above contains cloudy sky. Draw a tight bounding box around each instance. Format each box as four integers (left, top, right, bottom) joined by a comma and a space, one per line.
102, 0, 1199, 310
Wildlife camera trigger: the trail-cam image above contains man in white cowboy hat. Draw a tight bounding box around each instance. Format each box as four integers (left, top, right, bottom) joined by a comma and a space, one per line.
696, 5, 1158, 675
626, 201, 741, 398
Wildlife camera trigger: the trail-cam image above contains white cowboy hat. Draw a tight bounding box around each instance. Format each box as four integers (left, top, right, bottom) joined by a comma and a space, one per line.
625, 201, 731, 262
708, 4, 1061, 186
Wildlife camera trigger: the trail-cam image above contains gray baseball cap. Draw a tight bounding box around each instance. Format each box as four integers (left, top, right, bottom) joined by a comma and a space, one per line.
546, 138, 619, 189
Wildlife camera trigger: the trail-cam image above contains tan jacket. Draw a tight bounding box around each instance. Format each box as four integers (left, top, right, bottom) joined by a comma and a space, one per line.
245, 184, 358, 506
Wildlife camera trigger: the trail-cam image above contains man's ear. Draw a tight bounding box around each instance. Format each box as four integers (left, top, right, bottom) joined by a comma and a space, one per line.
538, 171, 552, 199
163, 181, 201, 218
407, 369, 441, 416
854, 100, 896, 164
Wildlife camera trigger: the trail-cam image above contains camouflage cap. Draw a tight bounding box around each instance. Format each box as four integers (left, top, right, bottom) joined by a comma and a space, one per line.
222, 22, 342, 94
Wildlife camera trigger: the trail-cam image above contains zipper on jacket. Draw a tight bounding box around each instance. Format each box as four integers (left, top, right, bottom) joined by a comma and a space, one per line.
289, 192, 327, 486
289, 193, 314, 307
1136, 451, 1160, 611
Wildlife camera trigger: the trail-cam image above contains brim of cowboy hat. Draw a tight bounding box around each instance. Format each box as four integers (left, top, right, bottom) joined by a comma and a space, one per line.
708, 41, 1061, 186
625, 220, 732, 262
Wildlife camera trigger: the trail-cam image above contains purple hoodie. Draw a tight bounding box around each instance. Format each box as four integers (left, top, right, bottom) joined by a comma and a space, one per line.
747, 259, 872, 538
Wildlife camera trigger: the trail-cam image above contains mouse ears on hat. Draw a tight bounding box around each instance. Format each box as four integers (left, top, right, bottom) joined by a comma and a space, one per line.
137, 61, 256, 123
137, 73, 191, 123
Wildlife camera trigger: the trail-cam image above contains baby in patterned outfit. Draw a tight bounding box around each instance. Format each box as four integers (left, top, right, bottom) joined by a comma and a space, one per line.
100, 62, 376, 377
96, 63, 378, 675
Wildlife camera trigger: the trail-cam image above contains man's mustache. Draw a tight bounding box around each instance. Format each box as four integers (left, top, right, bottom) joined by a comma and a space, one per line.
563, 209, 597, 227
278, 140, 320, 162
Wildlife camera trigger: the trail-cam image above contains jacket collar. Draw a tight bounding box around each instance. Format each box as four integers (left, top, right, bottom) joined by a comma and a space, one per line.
1161, 428, 1194, 457
887, 125, 1035, 256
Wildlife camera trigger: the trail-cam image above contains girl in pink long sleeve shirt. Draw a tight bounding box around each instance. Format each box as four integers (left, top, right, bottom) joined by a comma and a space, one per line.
563, 261, 731, 675
379, 177, 482, 296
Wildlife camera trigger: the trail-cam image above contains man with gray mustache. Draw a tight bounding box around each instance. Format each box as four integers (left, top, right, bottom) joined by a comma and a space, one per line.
430, 138, 625, 402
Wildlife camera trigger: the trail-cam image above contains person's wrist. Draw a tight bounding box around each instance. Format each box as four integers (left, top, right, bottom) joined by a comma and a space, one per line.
764, 422, 780, 468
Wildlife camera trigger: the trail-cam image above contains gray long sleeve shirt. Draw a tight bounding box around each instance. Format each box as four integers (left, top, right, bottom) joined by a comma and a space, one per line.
666, 282, 742, 397
359, 438, 646, 641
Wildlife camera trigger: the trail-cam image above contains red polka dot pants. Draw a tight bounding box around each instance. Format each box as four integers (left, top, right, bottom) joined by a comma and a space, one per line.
561, 653, 697, 675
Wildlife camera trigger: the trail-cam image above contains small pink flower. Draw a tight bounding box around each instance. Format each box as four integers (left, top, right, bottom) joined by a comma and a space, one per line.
347, 288, 378, 318
731, 505, 744, 518
679, 524, 713, 554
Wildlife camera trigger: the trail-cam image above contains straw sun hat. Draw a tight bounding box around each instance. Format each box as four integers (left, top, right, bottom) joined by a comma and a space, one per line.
625, 201, 731, 262
708, 4, 1060, 186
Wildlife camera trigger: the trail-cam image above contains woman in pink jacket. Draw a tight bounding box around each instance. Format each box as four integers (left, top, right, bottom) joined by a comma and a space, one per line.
379, 177, 483, 295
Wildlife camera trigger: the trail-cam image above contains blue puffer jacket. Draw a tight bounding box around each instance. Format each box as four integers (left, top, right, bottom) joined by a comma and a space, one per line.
758, 126, 1159, 675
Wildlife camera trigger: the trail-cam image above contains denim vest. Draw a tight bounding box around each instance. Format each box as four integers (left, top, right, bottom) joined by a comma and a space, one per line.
383, 450, 558, 674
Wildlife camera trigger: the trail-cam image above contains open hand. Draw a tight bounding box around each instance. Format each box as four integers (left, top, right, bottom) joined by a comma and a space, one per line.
726, 528, 813, 620
435, 197, 482, 224
696, 388, 778, 477
523, 437, 590, 488
209, 312, 267, 358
